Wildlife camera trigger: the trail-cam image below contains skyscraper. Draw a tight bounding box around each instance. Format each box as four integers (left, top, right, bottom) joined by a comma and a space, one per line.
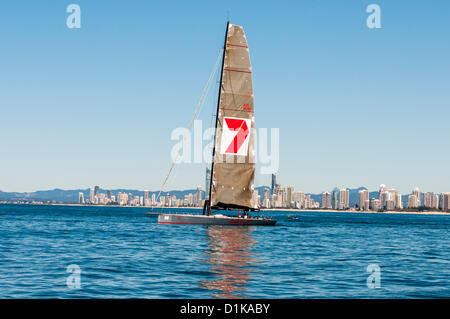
106, 190, 112, 199
94, 186, 100, 197
144, 190, 149, 206
331, 188, 339, 210
89, 188, 95, 204
205, 168, 211, 199
165, 193, 171, 207
433, 194, 439, 210
271, 174, 277, 194
78, 192, 85, 204
196, 186, 202, 206
286, 186, 294, 208
412, 187, 421, 207
440, 193, 450, 211
395, 193, 403, 209
321, 191, 332, 209
292, 191, 305, 208
408, 194, 418, 208
339, 189, 349, 209
262, 188, 270, 208
387, 189, 402, 209
380, 191, 390, 210
252, 190, 260, 208
370, 198, 380, 211
358, 189, 369, 211
379, 184, 387, 209
424, 192, 438, 209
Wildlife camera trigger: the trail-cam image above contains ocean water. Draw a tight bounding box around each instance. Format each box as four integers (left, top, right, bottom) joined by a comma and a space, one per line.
0, 204, 449, 298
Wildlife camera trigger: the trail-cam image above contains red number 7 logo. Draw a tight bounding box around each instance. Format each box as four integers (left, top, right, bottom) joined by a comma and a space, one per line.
224, 118, 250, 154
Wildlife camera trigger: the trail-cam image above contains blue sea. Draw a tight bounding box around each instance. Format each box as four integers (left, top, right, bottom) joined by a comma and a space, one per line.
0, 204, 449, 298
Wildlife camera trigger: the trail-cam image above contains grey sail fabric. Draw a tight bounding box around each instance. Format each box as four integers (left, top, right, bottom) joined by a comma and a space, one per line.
210, 24, 258, 211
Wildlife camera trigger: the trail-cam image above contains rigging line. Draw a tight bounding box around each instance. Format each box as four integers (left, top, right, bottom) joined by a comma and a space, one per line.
152, 49, 224, 211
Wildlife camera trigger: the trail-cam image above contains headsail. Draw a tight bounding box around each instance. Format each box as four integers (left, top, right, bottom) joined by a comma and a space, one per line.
209, 23, 258, 211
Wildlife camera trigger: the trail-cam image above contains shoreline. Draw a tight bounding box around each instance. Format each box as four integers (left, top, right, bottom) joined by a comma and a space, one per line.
1, 202, 449, 216
263, 208, 450, 216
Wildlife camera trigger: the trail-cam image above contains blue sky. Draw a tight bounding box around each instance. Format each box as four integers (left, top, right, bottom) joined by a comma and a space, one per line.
1, 0, 449, 194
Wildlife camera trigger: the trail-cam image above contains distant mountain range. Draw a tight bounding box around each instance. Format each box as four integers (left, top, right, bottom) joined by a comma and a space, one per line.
0, 188, 203, 203
0, 186, 411, 207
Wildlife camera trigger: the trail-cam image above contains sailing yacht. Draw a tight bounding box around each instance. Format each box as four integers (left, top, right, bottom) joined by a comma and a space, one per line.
158, 22, 276, 226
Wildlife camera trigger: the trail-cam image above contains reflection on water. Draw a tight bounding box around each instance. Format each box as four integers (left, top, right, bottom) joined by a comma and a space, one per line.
199, 226, 258, 298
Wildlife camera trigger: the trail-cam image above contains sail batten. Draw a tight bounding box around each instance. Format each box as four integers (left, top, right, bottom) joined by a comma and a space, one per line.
210, 23, 258, 211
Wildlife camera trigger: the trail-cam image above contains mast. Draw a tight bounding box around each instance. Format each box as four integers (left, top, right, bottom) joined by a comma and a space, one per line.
207, 21, 229, 215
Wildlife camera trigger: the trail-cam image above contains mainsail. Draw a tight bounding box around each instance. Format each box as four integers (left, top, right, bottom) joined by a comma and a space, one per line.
209, 23, 258, 211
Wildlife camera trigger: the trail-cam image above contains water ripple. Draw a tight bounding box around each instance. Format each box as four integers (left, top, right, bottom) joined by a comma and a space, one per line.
0, 204, 449, 298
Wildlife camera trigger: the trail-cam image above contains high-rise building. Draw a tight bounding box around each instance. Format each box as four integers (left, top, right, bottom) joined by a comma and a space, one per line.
380, 191, 389, 210
379, 184, 387, 209
286, 186, 294, 208
358, 189, 369, 211
90, 188, 95, 204
252, 190, 260, 208
271, 174, 277, 194
304, 194, 311, 209
293, 191, 305, 207
276, 187, 286, 208
127, 193, 134, 205
339, 189, 349, 209
144, 190, 149, 206
362, 199, 370, 211
165, 193, 171, 207
331, 188, 339, 210
205, 168, 211, 199
383, 189, 402, 209
94, 186, 100, 197
196, 187, 202, 206
78, 192, 85, 204
117, 192, 128, 206
370, 198, 380, 211
263, 188, 270, 201
412, 187, 421, 207
106, 190, 112, 199
395, 193, 403, 209
385, 199, 395, 210
95, 193, 108, 205
262, 188, 271, 208
407, 194, 418, 208
440, 193, 450, 211
424, 192, 438, 209
321, 191, 332, 209
433, 194, 439, 210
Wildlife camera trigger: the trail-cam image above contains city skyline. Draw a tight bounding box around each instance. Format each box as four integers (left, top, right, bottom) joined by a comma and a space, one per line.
2, 177, 450, 212
73, 183, 450, 212
1, 1, 449, 194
